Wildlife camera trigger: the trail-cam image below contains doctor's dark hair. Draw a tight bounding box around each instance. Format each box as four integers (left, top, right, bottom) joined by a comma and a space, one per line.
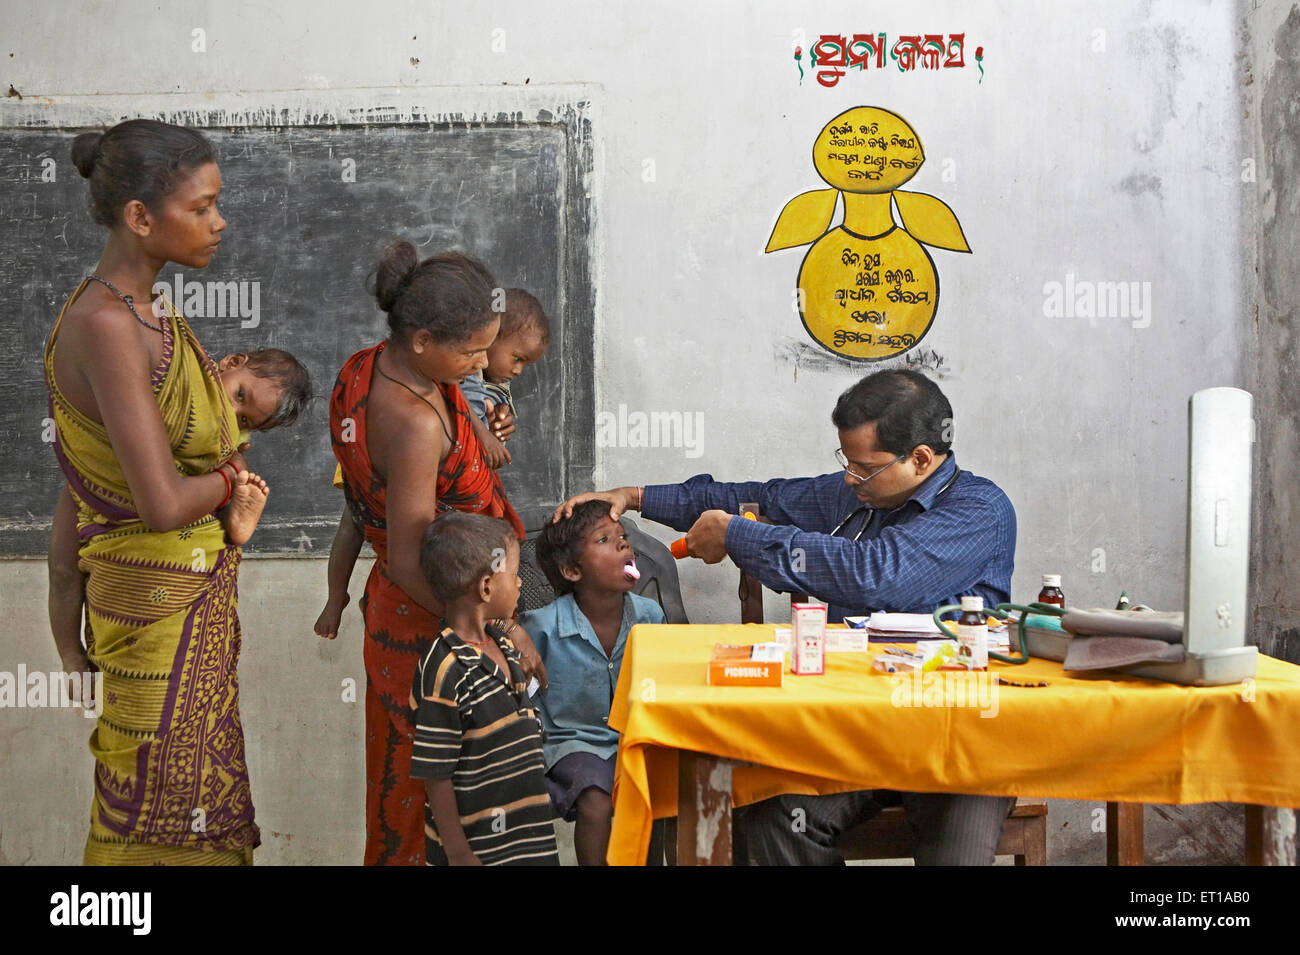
535, 500, 614, 596
831, 369, 954, 456
70, 120, 215, 227
369, 240, 498, 346
419, 512, 518, 603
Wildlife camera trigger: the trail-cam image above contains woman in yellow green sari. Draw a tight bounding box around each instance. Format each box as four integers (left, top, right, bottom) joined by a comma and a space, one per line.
45, 119, 268, 864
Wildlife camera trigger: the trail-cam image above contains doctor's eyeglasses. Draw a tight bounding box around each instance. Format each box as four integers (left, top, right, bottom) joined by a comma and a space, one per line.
834, 449, 905, 486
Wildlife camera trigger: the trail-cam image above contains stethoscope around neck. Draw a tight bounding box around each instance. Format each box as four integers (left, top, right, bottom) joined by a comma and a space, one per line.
830, 464, 961, 541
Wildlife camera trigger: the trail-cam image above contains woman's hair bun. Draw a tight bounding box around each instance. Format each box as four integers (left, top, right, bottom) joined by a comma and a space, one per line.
70, 131, 105, 179
70, 120, 215, 226
372, 240, 419, 313
366, 241, 496, 345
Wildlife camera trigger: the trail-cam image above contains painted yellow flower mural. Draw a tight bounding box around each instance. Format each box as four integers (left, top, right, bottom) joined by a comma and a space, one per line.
766, 106, 970, 361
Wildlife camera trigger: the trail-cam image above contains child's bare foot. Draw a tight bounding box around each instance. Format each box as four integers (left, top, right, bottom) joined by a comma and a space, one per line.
314, 593, 350, 639
223, 470, 269, 546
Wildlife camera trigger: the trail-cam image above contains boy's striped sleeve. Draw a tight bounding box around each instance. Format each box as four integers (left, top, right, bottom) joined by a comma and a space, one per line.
410, 645, 463, 780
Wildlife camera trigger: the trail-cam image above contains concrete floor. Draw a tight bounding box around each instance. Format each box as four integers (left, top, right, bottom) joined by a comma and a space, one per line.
554, 797, 1246, 866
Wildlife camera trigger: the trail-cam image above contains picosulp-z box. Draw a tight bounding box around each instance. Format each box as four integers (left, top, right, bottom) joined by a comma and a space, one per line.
707, 643, 785, 687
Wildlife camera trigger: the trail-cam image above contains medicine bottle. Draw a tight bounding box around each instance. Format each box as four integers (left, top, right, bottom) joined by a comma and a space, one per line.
1037, 574, 1065, 608
957, 595, 988, 670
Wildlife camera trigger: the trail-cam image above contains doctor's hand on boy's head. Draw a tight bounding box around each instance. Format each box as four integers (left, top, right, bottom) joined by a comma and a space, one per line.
550, 487, 640, 525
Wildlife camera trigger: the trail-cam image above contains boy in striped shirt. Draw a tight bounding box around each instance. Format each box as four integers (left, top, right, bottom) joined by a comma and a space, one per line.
409, 512, 559, 866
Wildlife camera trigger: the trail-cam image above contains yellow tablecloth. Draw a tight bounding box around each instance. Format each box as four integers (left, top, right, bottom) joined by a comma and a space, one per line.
607, 624, 1300, 865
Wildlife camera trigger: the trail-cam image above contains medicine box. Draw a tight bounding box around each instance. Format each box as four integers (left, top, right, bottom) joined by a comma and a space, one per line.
707, 643, 785, 687
791, 602, 827, 675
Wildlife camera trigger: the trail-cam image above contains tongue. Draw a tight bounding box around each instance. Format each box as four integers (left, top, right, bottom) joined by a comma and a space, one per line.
624, 560, 641, 581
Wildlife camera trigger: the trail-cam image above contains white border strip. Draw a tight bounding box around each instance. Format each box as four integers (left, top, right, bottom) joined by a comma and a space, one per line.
0, 84, 602, 130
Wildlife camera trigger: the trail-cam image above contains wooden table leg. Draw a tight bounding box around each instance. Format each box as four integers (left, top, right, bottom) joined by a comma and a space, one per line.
1246, 805, 1297, 865
676, 751, 733, 866
1106, 802, 1144, 865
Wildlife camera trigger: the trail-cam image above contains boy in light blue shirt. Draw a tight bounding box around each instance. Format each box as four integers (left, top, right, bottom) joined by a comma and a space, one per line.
519, 500, 666, 865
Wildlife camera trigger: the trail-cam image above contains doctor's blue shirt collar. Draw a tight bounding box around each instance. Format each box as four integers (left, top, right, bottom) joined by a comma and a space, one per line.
908, 453, 958, 511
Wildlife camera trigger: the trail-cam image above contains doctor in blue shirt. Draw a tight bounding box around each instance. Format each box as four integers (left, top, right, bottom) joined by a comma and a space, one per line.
553, 369, 1017, 865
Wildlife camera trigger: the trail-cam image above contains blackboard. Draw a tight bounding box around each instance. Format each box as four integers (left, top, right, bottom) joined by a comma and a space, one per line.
0, 111, 595, 555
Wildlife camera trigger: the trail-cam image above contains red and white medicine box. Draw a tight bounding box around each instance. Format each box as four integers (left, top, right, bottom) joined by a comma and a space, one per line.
791, 602, 827, 675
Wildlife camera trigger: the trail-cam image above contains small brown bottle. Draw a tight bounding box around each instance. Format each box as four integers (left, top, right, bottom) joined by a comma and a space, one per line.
957, 595, 988, 669
1037, 574, 1065, 608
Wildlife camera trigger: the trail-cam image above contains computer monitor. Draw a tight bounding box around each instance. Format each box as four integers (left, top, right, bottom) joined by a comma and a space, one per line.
1034, 386, 1259, 684
1184, 387, 1254, 654
1118, 385, 1262, 684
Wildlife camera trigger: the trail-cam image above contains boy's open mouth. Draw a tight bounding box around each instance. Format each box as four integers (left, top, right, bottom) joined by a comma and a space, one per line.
623, 558, 640, 581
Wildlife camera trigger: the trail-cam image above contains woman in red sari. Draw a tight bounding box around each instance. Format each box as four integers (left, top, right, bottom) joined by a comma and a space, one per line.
329, 241, 542, 865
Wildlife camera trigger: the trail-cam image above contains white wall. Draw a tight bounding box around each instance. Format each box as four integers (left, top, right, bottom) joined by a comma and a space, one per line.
1, 0, 1267, 865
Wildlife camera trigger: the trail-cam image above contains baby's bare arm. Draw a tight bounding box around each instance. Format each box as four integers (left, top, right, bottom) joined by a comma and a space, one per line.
328, 507, 365, 596
48, 486, 89, 669
469, 407, 510, 468
314, 508, 366, 638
